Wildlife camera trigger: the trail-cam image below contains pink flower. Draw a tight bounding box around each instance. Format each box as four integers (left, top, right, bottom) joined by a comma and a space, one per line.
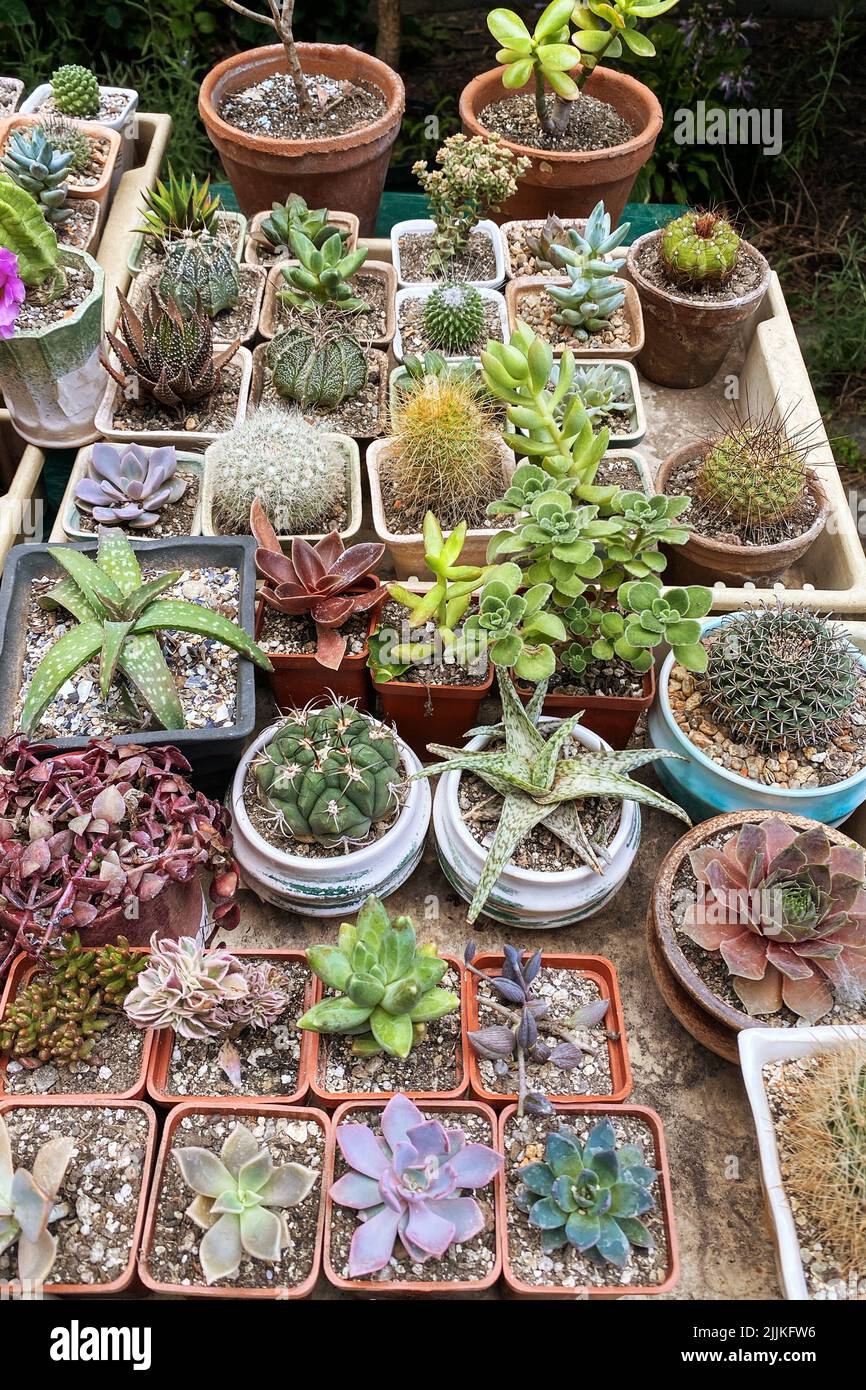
0, 247, 26, 340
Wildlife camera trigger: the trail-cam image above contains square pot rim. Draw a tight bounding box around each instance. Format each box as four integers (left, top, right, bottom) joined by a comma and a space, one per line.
62, 444, 205, 540
504, 275, 645, 360
393, 283, 509, 364
94, 343, 253, 449
254, 591, 382, 670
0, 114, 121, 205
549, 356, 647, 448
259, 258, 397, 349
390, 217, 506, 291
127, 208, 248, 277
244, 208, 360, 267
365, 434, 515, 549
129, 261, 267, 347
500, 216, 588, 281
515, 662, 656, 716
248, 340, 388, 448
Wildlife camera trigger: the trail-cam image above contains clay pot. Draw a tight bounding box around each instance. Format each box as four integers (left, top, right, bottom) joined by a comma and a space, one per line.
259, 259, 397, 349
656, 442, 829, 584
198, 44, 404, 234
515, 667, 655, 750
0, 115, 121, 214
374, 662, 495, 761
255, 593, 381, 714
459, 67, 662, 225
626, 231, 771, 388
466, 952, 633, 1106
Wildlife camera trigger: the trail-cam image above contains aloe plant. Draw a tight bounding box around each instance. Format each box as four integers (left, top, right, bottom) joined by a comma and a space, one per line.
21, 530, 272, 734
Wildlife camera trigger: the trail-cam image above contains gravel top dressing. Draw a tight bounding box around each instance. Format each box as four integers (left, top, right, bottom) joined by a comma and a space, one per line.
375, 600, 489, 687
634, 236, 764, 302
505, 218, 586, 277
110, 359, 245, 436
397, 295, 504, 357
257, 605, 368, 657
0, 78, 21, 115
219, 72, 386, 141
480, 92, 634, 153
56, 200, 98, 252
665, 454, 820, 548
397, 229, 497, 284
74, 465, 200, 538
33, 88, 130, 123
16, 260, 93, 332
542, 654, 646, 699
515, 289, 633, 352
4, 1013, 145, 1096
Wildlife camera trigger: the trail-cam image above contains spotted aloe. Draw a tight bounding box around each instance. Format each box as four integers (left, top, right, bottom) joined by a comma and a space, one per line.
21, 530, 272, 734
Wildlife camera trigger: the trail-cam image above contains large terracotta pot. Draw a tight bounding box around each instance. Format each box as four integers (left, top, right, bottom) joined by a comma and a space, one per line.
198, 44, 404, 235
459, 66, 661, 225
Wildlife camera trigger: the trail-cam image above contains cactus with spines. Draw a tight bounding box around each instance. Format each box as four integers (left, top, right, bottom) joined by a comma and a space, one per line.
660, 210, 741, 286
0, 176, 66, 301
545, 200, 629, 338
1, 125, 73, 226
50, 64, 100, 118
422, 282, 486, 352
695, 411, 811, 538
260, 194, 348, 254
40, 116, 90, 175
101, 289, 239, 412
158, 232, 240, 317
267, 324, 367, 409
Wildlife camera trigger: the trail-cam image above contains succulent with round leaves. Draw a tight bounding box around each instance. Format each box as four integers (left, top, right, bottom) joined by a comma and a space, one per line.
40, 116, 91, 175
660, 210, 741, 286
137, 167, 221, 242
266, 324, 367, 409
487, 486, 614, 606
0, 176, 66, 302
158, 232, 240, 317
101, 289, 240, 413
422, 282, 486, 353
516, 1119, 658, 1267
298, 895, 459, 1058
462, 560, 567, 683
0, 1115, 73, 1286
694, 412, 812, 539
50, 64, 100, 118
595, 490, 691, 591
0, 125, 73, 227
278, 230, 369, 315
260, 193, 348, 254
74, 441, 188, 530
545, 201, 629, 338
591, 580, 713, 674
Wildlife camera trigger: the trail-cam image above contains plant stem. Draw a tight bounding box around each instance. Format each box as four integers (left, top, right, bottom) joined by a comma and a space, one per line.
465, 960, 598, 1054
517, 1041, 527, 1117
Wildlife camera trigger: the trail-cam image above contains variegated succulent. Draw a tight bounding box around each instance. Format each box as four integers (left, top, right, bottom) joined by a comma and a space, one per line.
101, 289, 239, 413
123, 935, 250, 1039
0, 1115, 73, 1285
74, 442, 188, 530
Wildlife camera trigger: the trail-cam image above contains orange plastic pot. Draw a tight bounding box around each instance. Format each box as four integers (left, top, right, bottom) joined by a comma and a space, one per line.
515, 666, 655, 750
0, 1095, 156, 1297
255, 593, 382, 714
373, 661, 495, 760
498, 1102, 679, 1299
138, 1100, 330, 1298
466, 952, 632, 1107
307, 952, 470, 1106
324, 1096, 502, 1296
146, 948, 315, 1107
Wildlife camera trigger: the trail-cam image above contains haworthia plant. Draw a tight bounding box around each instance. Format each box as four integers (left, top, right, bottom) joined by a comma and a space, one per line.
21, 530, 272, 734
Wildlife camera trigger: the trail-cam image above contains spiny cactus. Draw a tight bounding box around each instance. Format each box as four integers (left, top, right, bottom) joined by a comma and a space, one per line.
660, 210, 741, 286
40, 116, 90, 175
422, 282, 486, 352
701, 606, 860, 751
101, 289, 239, 413
74, 441, 188, 529
695, 411, 811, 537
137, 167, 222, 242
260, 194, 347, 254
0, 1114, 72, 1286
0, 176, 65, 300
278, 230, 369, 315
50, 64, 100, 119
1, 125, 72, 227
546, 201, 629, 338
207, 407, 349, 536
267, 325, 367, 409
158, 232, 240, 317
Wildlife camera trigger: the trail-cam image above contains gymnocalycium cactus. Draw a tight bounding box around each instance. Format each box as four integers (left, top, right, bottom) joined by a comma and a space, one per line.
20, 529, 272, 734
660, 210, 741, 286
546, 201, 629, 338
159, 232, 240, 317
1, 126, 73, 227
0, 1115, 73, 1286
50, 64, 100, 118
266, 324, 368, 409
298, 895, 459, 1058
74, 442, 188, 530
422, 282, 486, 352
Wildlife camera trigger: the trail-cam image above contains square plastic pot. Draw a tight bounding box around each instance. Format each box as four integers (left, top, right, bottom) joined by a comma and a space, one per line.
549, 357, 646, 449
392, 284, 509, 363
94, 345, 253, 450
244, 208, 360, 267
258, 259, 397, 350
0, 114, 121, 213
505, 276, 644, 361
127, 210, 248, 277
62, 445, 204, 539
500, 217, 587, 280
390, 218, 506, 290
515, 664, 656, 750
128, 263, 267, 347
248, 341, 390, 443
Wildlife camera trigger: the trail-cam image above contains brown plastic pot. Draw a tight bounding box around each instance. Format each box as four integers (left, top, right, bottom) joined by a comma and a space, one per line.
138, 1100, 330, 1297
459, 67, 662, 225
198, 44, 405, 234
0, 1094, 156, 1296
515, 666, 655, 750
0, 115, 120, 214
467, 952, 632, 1107
498, 1101, 679, 1298
656, 442, 829, 584
259, 258, 396, 349
245, 208, 360, 267
626, 230, 771, 388
505, 274, 644, 360
0, 949, 153, 1103
324, 1096, 502, 1295
374, 661, 495, 760
307, 953, 470, 1107
78, 876, 208, 948
255, 591, 382, 713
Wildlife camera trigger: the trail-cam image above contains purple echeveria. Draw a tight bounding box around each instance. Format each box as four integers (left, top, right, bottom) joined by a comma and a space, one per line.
330, 1093, 502, 1278
0, 248, 25, 340
74, 442, 187, 529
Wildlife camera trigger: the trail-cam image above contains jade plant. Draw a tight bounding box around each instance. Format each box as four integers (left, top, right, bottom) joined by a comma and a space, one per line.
137, 167, 222, 243
412, 133, 529, 274
278, 231, 369, 315
1, 126, 73, 227
0, 177, 66, 302
73, 442, 188, 530
298, 895, 459, 1059
0, 1115, 73, 1285
102, 289, 239, 413
544, 202, 629, 338
20, 529, 272, 735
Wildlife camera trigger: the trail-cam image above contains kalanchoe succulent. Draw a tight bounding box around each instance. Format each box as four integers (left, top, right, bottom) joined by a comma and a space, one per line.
123, 935, 249, 1039
1, 125, 73, 226
101, 289, 239, 413
159, 232, 240, 317
278, 230, 369, 315
516, 1118, 658, 1267
136, 167, 221, 242
412, 133, 529, 272
259, 193, 348, 254
251, 499, 385, 669
681, 820, 866, 1023
0, 1115, 73, 1285
74, 442, 188, 530
0, 246, 25, 338
590, 580, 713, 675
330, 1092, 502, 1276
174, 1122, 318, 1284
545, 201, 629, 337
266, 324, 368, 409
298, 896, 458, 1059
660, 209, 741, 286
50, 64, 100, 118
422, 282, 486, 353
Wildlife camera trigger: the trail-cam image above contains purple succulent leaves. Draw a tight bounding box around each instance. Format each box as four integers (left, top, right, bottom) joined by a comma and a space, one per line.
330, 1093, 502, 1278
74, 443, 187, 529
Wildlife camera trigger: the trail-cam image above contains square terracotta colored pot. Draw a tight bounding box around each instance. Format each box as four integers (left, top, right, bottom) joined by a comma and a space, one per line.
515, 666, 656, 750
466, 952, 633, 1107
258, 259, 397, 350
244, 208, 360, 267
137, 1100, 330, 1298
0, 114, 121, 213
255, 592, 381, 714
505, 275, 644, 361
146, 949, 316, 1107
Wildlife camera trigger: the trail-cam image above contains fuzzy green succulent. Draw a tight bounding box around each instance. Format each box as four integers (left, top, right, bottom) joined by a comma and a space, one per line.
298, 895, 458, 1058
50, 64, 100, 118
422, 282, 486, 353
1, 125, 73, 226
260, 194, 347, 254
267, 324, 367, 409
159, 232, 240, 317
463, 561, 567, 682
545, 201, 629, 338
278, 230, 369, 315
660, 210, 741, 286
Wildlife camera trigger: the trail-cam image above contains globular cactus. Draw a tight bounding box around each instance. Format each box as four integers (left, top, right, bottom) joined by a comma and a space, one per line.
545, 199, 629, 338
267, 325, 367, 409
422, 282, 485, 352
660, 210, 741, 286
50, 64, 101, 119
101, 289, 239, 412
158, 232, 240, 317
0, 176, 65, 300
40, 116, 91, 175
695, 413, 809, 534
1, 126, 72, 226
253, 703, 403, 848
74, 441, 188, 529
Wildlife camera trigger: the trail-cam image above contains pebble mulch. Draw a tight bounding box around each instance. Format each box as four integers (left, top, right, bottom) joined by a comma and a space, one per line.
515, 289, 633, 352
480, 92, 634, 154
397, 229, 498, 284
219, 72, 386, 142
504, 218, 585, 277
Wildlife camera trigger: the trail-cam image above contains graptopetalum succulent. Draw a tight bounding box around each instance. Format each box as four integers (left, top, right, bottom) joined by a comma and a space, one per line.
251, 500, 385, 669
330, 1092, 502, 1277
174, 1122, 318, 1285
297, 895, 458, 1059
0, 1115, 73, 1285
73, 442, 188, 530
101, 289, 239, 413
20, 529, 271, 735
414, 670, 691, 921
545, 201, 629, 338
680, 819, 866, 1023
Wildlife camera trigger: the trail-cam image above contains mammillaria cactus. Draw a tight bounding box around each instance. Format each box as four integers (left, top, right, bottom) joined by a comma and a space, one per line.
0, 1115, 73, 1285
123, 936, 249, 1039
253, 705, 403, 850
545, 201, 629, 338
330, 1092, 502, 1276
515, 1118, 658, 1267
74, 442, 188, 530
137, 167, 221, 242
278, 230, 369, 315
0, 177, 65, 302
158, 232, 240, 317
1, 126, 73, 227
422, 282, 485, 353
297, 895, 458, 1058
260, 194, 347, 253
174, 1122, 318, 1284
40, 117, 90, 176
50, 64, 100, 118
694, 410, 813, 538
660, 210, 741, 286
101, 289, 239, 413
266, 325, 367, 409
680, 819, 866, 1023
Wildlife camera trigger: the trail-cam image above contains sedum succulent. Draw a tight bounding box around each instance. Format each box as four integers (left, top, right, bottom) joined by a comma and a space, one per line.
278, 230, 369, 315
422, 282, 485, 353
74, 442, 188, 530
545, 201, 629, 338
0, 1115, 73, 1285
516, 1118, 658, 1267
137, 167, 221, 242
174, 1122, 318, 1285
1, 125, 73, 227
102, 289, 239, 413
267, 324, 367, 409
681, 819, 866, 1023
50, 64, 100, 118
330, 1091, 502, 1276
260, 193, 347, 254
660, 210, 741, 286
158, 232, 240, 317
123, 935, 249, 1039
298, 895, 458, 1059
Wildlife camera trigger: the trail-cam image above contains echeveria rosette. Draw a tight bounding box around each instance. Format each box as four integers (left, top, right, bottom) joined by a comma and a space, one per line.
0, 247, 25, 339
330, 1092, 502, 1277
123, 934, 250, 1039
681, 820, 866, 1023
0, 1115, 73, 1286
516, 1119, 658, 1267
463, 561, 567, 683
74, 442, 188, 530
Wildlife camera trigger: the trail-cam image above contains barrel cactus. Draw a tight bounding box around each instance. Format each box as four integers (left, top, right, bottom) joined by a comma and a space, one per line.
1, 126, 72, 226
50, 64, 100, 119
159, 232, 240, 317
267, 325, 367, 409
660, 210, 741, 286
695, 412, 809, 535
422, 282, 485, 352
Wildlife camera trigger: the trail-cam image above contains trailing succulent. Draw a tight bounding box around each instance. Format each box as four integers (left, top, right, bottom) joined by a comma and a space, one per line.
1, 125, 73, 227
158, 232, 240, 317
298, 895, 458, 1059
412, 133, 529, 272
0, 177, 66, 302
266, 324, 367, 409
102, 289, 239, 413
74, 442, 188, 530
259, 193, 347, 254
50, 64, 100, 118
544, 201, 629, 338
0, 1114, 73, 1286
422, 282, 485, 353
137, 167, 221, 242
330, 1092, 502, 1276
20, 529, 271, 735
660, 210, 741, 286
278, 230, 369, 315
681, 819, 866, 1024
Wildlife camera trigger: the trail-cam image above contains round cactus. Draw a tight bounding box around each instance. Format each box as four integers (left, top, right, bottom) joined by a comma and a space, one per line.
660, 210, 741, 286
422, 282, 485, 353
50, 64, 101, 119
158, 232, 239, 317
696, 422, 807, 530
267, 325, 367, 409
41, 116, 91, 175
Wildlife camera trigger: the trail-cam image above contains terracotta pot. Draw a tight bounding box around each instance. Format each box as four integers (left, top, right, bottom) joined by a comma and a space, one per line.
626, 231, 771, 388
259, 258, 396, 349
466, 953, 632, 1106
498, 1101, 678, 1298
505, 274, 644, 361
244, 208, 360, 267
146, 948, 315, 1107
374, 662, 495, 760
0, 115, 121, 214
198, 44, 405, 234
255, 592, 381, 713
0, 949, 154, 1102
324, 1096, 502, 1295
646, 810, 864, 1064
656, 443, 829, 584
515, 666, 655, 750
138, 1100, 330, 1297
459, 67, 662, 225
307, 953, 470, 1106
0, 1095, 156, 1296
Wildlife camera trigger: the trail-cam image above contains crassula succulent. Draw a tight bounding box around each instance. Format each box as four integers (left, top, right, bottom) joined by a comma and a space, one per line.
680, 819, 866, 1023
0, 1115, 73, 1285
330, 1093, 502, 1277
74, 442, 188, 530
